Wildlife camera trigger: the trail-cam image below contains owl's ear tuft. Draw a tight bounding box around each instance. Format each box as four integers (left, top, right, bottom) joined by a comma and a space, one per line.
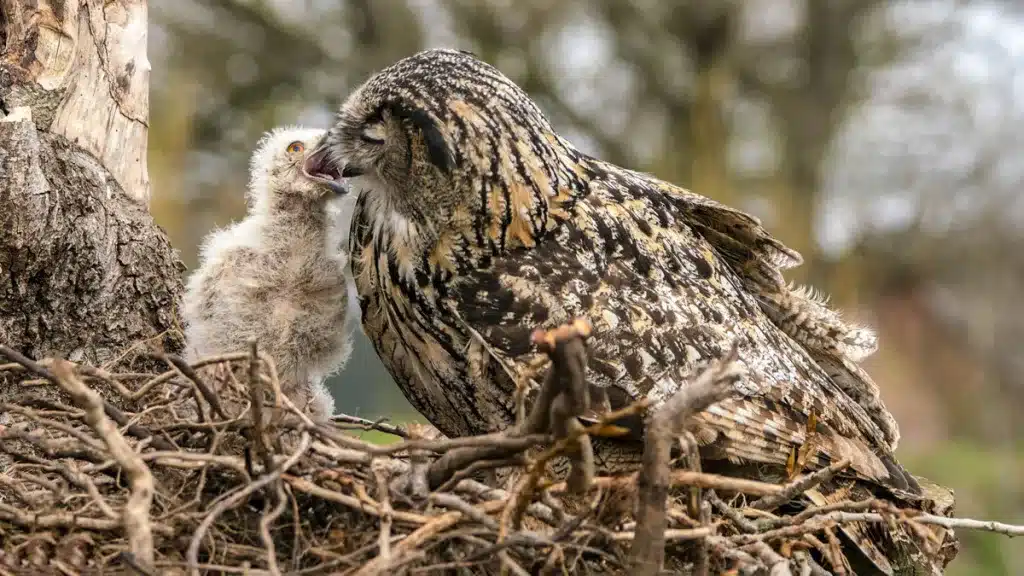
387, 102, 454, 175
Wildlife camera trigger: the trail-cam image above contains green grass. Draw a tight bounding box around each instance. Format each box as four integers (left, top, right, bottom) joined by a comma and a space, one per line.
339, 413, 422, 445
348, 428, 406, 445
899, 441, 1024, 576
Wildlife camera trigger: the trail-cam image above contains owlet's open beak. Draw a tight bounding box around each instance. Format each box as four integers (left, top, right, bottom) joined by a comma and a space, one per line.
302, 142, 348, 196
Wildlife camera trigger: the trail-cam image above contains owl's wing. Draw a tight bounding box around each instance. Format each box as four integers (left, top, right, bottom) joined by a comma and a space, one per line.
444, 173, 914, 490
655, 177, 900, 450
653, 179, 803, 289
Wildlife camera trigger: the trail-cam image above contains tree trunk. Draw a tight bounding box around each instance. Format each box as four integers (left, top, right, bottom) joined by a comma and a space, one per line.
0, 0, 183, 366
688, 3, 735, 207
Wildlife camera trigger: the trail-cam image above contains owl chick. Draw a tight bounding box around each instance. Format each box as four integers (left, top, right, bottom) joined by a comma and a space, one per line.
183, 126, 353, 422
306, 49, 915, 491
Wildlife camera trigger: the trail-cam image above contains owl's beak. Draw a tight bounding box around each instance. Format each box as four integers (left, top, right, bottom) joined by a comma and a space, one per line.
302, 143, 347, 195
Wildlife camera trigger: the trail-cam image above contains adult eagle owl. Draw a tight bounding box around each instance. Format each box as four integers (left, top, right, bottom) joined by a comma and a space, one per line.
304, 49, 917, 492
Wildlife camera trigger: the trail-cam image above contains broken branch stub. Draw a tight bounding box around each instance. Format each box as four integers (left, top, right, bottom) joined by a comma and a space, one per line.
631, 346, 744, 576
426, 319, 596, 492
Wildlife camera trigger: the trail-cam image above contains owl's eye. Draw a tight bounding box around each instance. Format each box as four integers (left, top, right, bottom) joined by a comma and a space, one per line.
286, 141, 304, 154
360, 123, 386, 145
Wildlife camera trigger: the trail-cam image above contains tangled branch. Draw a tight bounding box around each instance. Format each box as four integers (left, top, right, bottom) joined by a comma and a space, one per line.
0, 322, 1009, 574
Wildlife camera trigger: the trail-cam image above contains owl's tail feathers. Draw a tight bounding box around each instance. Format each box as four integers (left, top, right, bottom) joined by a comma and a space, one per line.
676, 195, 897, 447
757, 285, 900, 450
814, 354, 900, 451
672, 193, 880, 363
694, 398, 919, 495
758, 283, 879, 362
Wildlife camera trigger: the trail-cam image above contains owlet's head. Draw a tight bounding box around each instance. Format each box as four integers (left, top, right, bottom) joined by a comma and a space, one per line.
305, 49, 580, 230
248, 126, 348, 215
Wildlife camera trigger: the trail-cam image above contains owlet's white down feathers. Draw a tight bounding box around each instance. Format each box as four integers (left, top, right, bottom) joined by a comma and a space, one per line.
182, 126, 355, 422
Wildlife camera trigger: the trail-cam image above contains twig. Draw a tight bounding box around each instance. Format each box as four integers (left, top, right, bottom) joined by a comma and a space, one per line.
248, 339, 276, 474
823, 526, 847, 576
129, 352, 251, 401
708, 490, 757, 533
284, 475, 433, 525
456, 479, 559, 526
751, 510, 1024, 539
400, 426, 434, 498
610, 527, 714, 541
749, 458, 851, 511
492, 321, 601, 556
373, 461, 394, 568
910, 514, 1024, 537
331, 414, 410, 438
630, 345, 743, 576
533, 320, 595, 494
429, 493, 499, 530
161, 353, 229, 420
50, 360, 156, 572
748, 541, 793, 576
695, 493, 712, 576
0, 502, 171, 534
186, 432, 312, 576
352, 512, 463, 575
706, 535, 762, 571
0, 345, 175, 450
26, 457, 118, 519
259, 482, 288, 576
546, 469, 784, 497
500, 464, 544, 538
1, 403, 108, 453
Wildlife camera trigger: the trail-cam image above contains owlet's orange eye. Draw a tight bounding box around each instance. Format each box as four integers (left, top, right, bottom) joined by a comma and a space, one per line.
286, 141, 304, 154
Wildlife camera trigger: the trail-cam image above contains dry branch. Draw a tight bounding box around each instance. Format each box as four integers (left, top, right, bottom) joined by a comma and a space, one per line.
0, 345, 175, 452
749, 458, 851, 511
426, 319, 596, 491
162, 353, 229, 420
630, 344, 743, 575
330, 414, 411, 439
49, 360, 156, 572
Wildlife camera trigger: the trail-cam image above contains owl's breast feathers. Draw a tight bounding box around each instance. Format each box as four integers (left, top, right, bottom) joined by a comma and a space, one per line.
352, 155, 914, 491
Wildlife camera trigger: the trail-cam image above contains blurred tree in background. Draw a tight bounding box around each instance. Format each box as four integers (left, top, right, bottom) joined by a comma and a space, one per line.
150, 1, 1024, 572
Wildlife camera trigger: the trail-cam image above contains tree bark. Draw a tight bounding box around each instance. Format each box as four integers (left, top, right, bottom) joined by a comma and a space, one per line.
0, 0, 183, 366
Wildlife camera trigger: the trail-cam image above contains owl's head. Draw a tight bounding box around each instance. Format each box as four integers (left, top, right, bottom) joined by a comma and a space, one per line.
306, 49, 579, 230
249, 126, 348, 215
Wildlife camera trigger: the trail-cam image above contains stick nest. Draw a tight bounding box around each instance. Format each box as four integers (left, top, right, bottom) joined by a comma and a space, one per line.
0, 324, 973, 575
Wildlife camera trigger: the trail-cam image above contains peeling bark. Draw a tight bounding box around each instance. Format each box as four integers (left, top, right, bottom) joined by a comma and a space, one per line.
0, 0, 183, 365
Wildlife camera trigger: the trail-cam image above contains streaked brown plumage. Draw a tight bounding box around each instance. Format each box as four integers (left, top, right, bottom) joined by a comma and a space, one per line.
307, 48, 916, 492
